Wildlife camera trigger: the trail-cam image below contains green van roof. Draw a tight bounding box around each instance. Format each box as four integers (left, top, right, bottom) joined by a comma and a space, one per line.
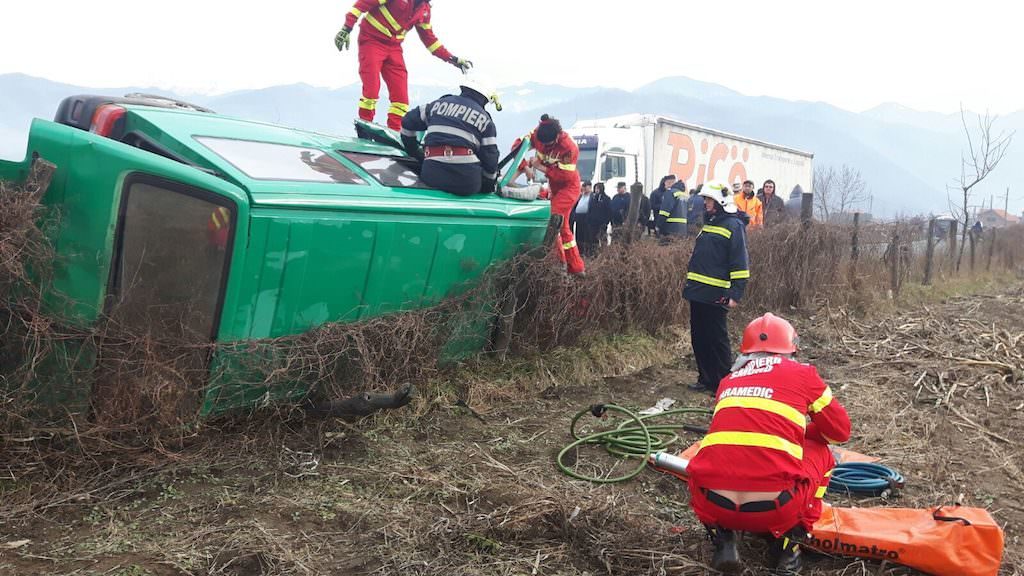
123, 107, 546, 220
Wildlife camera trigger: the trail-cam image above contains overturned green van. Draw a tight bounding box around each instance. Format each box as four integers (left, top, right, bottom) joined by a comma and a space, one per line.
0, 95, 547, 417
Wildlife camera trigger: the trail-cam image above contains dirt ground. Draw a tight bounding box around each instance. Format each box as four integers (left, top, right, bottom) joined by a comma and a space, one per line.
1, 284, 1022, 576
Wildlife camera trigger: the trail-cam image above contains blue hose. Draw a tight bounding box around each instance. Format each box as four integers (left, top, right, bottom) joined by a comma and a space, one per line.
829, 462, 905, 496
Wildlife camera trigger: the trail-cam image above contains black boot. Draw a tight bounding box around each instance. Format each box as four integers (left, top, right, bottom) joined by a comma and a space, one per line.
687, 382, 717, 395
769, 528, 807, 574
708, 527, 741, 573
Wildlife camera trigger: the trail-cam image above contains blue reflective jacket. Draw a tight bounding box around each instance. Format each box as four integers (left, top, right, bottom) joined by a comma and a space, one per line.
683, 211, 750, 306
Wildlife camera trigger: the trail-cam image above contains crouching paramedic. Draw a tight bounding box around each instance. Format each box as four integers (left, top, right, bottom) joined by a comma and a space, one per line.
400, 80, 501, 196
686, 313, 851, 574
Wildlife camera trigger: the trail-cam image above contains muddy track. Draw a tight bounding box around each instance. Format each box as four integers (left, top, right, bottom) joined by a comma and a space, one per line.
1, 286, 1022, 575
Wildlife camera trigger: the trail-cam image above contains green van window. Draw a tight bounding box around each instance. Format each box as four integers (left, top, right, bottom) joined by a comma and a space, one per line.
340, 152, 431, 189
110, 178, 233, 341
196, 137, 366, 184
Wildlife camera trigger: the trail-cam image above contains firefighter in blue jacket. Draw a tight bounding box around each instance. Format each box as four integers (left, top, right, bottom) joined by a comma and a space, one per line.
684, 180, 750, 394
655, 179, 689, 238
401, 79, 502, 196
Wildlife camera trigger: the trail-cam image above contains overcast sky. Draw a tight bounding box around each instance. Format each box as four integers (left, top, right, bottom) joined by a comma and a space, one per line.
1, 1, 1021, 115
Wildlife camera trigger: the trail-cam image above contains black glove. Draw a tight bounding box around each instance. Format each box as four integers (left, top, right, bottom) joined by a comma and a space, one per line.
335, 27, 352, 51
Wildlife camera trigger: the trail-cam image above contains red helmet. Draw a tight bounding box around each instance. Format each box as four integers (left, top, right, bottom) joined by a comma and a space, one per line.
740, 313, 799, 354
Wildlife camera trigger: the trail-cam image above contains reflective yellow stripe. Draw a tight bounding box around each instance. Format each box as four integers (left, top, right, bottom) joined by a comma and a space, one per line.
378, 5, 403, 31
667, 217, 687, 223
210, 211, 222, 229
358, 97, 377, 111
824, 469, 833, 478
388, 102, 410, 115
702, 225, 732, 239
557, 163, 576, 171
418, 22, 432, 29
673, 191, 686, 197
686, 272, 731, 289
562, 239, 577, 250
714, 397, 806, 429
364, 14, 393, 37
659, 210, 671, 217
427, 39, 443, 53
698, 431, 804, 460
349, 7, 363, 17
730, 270, 750, 280
809, 387, 833, 414
815, 485, 828, 498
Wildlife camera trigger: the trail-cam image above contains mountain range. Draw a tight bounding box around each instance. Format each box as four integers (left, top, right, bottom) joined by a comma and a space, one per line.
1, 72, 1021, 216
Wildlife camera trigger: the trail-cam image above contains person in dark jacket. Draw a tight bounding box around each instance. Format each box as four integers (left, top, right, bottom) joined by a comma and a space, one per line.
656, 180, 688, 238
687, 183, 705, 235
758, 179, 787, 226
609, 182, 630, 228
684, 180, 750, 395
637, 190, 652, 234
588, 182, 612, 249
401, 80, 501, 196
571, 181, 595, 256
650, 175, 675, 236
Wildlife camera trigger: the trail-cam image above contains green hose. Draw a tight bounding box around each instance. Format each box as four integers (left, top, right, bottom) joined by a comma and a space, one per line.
556, 404, 712, 483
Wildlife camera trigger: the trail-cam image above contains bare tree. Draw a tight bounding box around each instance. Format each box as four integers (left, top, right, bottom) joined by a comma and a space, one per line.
950, 106, 1014, 271
814, 164, 869, 221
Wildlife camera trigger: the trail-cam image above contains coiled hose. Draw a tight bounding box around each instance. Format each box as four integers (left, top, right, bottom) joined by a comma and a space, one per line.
829, 462, 905, 497
556, 404, 711, 483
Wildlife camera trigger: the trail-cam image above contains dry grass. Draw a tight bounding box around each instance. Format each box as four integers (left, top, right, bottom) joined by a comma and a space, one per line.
2, 168, 1024, 575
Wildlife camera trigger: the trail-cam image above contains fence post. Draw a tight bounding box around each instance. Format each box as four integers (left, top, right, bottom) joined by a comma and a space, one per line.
849, 212, 860, 287
889, 225, 901, 298
969, 230, 977, 272
986, 229, 997, 272
923, 218, 936, 285
948, 220, 958, 268
800, 192, 814, 227
624, 181, 644, 245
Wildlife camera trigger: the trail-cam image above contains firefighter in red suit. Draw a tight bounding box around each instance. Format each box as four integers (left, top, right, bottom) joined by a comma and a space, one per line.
686, 313, 851, 574
335, 0, 472, 130
514, 115, 585, 275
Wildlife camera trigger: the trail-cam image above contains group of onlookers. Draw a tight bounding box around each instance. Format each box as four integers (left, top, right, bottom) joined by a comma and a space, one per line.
567, 181, 612, 257
569, 175, 790, 257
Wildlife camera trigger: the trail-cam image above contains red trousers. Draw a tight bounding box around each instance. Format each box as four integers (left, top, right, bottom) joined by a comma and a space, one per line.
357, 38, 409, 130
687, 435, 835, 537
549, 187, 585, 275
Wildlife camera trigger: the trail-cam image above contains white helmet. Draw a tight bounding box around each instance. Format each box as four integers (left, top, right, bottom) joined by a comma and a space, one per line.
698, 180, 737, 213
459, 77, 502, 112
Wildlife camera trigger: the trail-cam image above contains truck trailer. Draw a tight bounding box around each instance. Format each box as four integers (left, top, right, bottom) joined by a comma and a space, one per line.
568, 114, 813, 198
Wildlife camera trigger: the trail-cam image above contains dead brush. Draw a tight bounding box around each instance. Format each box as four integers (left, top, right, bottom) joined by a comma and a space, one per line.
508, 240, 693, 353
2, 159, 1022, 477
745, 223, 852, 309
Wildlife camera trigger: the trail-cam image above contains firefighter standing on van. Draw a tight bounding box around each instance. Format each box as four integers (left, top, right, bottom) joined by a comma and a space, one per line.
687, 313, 852, 574
684, 181, 749, 394
335, 0, 473, 130
513, 115, 586, 275
400, 79, 502, 196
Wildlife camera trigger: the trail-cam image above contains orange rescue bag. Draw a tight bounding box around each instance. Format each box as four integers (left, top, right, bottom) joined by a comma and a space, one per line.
809, 504, 1004, 576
